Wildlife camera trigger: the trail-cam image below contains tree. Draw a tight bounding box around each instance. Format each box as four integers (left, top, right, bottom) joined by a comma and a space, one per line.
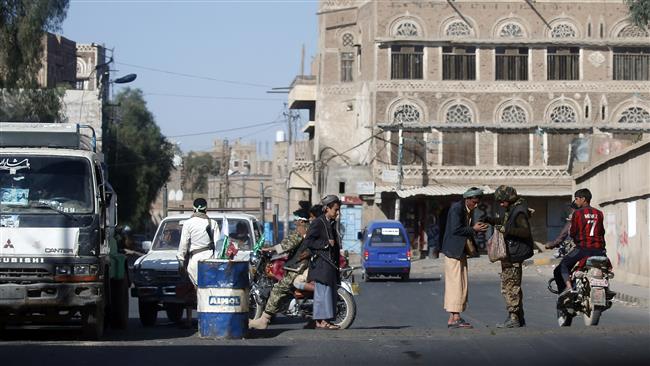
182, 152, 219, 197
626, 0, 650, 28
104, 88, 174, 231
0, 0, 69, 121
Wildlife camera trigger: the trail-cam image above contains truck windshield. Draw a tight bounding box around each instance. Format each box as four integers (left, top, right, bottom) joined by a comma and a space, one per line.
370, 227, 407, 247
152, 221, 182, 250
0, 155, 94, 214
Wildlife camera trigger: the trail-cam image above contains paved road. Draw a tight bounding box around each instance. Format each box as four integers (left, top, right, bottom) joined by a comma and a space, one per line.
1, 260, 648, 365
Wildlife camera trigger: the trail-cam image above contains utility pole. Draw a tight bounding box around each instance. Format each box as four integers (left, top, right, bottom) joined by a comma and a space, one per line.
283, 105, 294, 239
260, 182, 265, 226
395, 124, 404, 222
162, 184, 168, 218
222, 139, 231, 208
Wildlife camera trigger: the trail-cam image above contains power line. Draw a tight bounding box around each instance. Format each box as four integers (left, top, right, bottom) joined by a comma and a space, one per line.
144, 92, 285, 102
116, 61, 274, 88
167, 120, 284, 138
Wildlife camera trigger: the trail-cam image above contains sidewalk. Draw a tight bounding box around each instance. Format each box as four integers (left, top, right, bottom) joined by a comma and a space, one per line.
355, 249, 649, 308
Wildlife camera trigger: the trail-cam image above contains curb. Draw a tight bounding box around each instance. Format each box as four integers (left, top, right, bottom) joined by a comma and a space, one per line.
614, 291, 650, 308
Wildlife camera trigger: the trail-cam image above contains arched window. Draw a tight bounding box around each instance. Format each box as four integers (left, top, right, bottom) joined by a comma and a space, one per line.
550, 104, 577, 123
395, 21, 419, 37
445, 104, 473, 123
500, 23, 524, 38
551, 23, 577, 38
500, 105, 528, 124
393, 104, 421, 124
618, 107, 650, 123
342, 33, 355, 47
446, 21, 472, 37
617, 24, 649, 38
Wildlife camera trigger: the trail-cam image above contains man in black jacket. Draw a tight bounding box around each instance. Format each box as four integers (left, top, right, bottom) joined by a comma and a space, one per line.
442, 187, 487, 329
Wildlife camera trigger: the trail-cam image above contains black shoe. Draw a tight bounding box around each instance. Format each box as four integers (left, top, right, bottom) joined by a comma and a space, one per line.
496, 314, 522, 328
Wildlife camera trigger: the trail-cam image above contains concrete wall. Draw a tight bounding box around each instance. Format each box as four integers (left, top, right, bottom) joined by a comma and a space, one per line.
575, 141, 650, 287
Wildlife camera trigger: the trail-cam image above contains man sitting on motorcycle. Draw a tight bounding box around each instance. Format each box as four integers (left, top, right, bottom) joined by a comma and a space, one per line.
249, 209, 313, 330
554, 188, 607, 298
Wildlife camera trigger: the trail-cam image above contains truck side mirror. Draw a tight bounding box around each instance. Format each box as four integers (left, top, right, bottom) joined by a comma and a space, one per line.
357, 231, 363, 240
105, 191, 113, 203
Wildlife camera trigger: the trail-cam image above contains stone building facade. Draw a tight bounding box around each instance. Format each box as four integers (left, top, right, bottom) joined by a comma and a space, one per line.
289, 0, 650, 243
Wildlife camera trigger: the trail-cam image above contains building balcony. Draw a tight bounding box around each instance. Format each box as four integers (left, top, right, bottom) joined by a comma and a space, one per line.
288, 75, 316, 110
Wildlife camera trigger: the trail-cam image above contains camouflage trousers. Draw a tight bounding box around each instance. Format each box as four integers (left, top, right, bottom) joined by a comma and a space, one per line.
500, 261, 524, 315
264, 270, 299, 315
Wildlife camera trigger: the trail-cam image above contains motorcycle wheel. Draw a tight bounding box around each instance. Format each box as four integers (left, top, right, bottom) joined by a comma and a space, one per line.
332, 288, 356, 329
583, 303, 602, 326
557, 308, 573, 327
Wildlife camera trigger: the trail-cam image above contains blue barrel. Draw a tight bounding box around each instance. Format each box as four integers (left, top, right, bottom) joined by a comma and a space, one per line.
197, 259, 249, 339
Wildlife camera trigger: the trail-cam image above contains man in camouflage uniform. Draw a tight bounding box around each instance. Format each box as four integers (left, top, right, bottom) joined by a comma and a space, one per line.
249, 209, 311, 330
483, 185, 534, 328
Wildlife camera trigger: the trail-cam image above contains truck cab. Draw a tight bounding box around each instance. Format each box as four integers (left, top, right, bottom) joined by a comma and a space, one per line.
0, 123, 128, 339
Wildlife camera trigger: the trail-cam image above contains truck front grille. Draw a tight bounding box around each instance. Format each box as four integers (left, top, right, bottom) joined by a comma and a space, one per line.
0, 268, 53, 284
153, 270, 181, 284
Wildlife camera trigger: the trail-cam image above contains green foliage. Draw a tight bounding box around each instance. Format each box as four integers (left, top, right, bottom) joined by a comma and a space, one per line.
626, 0, 650, 28
104, 88, 174, 231
0, 88, 65, 122
182, 151, 219, 196
0, 0, 69, 121
0, 0, 70, 88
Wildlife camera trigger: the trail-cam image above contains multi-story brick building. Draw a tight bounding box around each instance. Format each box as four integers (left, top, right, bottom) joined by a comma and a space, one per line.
289, 0, 650, 244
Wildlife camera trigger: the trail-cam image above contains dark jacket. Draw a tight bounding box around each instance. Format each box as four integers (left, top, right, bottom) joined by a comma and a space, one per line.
441, 200, 476, 259
306, 215, 340, 287
485, 199, 534, 263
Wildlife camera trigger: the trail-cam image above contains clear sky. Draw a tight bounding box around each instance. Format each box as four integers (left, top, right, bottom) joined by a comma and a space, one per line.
62, 0, 319, 154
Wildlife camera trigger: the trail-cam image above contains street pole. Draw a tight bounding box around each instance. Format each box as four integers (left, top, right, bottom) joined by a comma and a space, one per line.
223, 139, 230, 208
284, 106, 293, 240
260, 182, 265, 227
162, 184, 168, 218
395, 124, 404, 222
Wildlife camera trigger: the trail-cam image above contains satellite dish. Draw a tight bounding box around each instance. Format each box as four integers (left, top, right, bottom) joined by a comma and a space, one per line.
172, 155, 183, 167
168, 190, 176, 201
175, 190, 183, 201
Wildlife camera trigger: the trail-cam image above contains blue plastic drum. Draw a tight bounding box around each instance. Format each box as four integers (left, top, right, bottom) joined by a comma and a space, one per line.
197, 259, 249, 339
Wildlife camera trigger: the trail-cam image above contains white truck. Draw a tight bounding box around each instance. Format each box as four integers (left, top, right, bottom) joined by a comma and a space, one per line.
0, 123, 129, 339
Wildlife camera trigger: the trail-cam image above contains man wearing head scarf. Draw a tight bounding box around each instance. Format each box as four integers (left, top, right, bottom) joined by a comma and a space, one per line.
483, 185, 534, 328
248, 209, 312, 330
441, 187, 487, 329
176, 198, 219, 287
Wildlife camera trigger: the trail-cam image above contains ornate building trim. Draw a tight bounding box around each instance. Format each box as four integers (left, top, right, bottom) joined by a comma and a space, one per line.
376, 165, 571, 180
492, 16, 530, 39
546, 16, 582, 39
386, 97, 427, 124
373, 81, 650, 93
610, 18, 650, 38
439, 15, 478, 38
610, 98, 650, 124
439, 98, 478, 124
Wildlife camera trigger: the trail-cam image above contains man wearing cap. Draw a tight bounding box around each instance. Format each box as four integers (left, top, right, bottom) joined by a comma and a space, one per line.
441, 187, 487, 329
249, 209, 312, 330
483, 185, 534, 328
177, 198, 219, 287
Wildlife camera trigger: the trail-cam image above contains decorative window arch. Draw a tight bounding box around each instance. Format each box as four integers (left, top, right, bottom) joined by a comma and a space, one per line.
392, 103, 422, 124
446, 21, 472, 37
341, 33, 355, 47
617, 24, 649, 38
392, 20, 421, 37
499, 23, 524, 38
550, 23, 578, 38
500, 105, 528, 124
549, 104, 578, 123
618, 107, 650, 123
445, 104, 473, 124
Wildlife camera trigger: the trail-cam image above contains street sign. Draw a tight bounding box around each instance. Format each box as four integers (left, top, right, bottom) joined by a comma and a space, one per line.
381, 170, 399, 183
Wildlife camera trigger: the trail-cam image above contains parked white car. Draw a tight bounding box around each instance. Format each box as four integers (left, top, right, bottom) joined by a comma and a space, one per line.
130, 212, 263, 326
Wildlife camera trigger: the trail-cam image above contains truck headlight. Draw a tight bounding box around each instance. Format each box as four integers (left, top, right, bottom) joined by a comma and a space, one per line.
135, 269, 155, 284
73, 264, 98, 276
56, 265, 72, 276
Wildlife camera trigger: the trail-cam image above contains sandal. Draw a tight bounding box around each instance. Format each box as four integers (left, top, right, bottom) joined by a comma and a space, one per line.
447, 318, 473, 329
315, 321, 340, 330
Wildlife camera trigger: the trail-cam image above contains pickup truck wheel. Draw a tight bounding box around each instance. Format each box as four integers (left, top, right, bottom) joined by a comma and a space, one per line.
138, 300, 158, 327
82, 305, 105, 340
110, 276, 129, 329
165, 304, 184, 324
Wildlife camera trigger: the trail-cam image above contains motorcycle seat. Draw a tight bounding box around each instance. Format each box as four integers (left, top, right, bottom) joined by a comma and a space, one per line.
586, 256, 611, 269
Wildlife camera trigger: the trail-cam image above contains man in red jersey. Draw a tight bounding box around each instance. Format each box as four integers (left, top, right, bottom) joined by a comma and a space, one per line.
553, 188, 607, 297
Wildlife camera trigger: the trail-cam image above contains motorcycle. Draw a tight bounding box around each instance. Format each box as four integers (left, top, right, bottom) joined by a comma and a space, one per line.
248, 249, 358, 329
548, 240, 616, 326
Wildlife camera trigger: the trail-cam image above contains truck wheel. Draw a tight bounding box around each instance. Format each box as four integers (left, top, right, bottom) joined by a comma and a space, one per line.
110, 276, 129, 329
165, 304, 184, 324
83, 305, 105, 340
138, 300, 158, 327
